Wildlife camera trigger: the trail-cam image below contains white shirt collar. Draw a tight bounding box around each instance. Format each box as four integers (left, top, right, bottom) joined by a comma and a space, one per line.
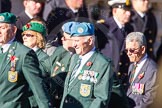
133, 54, 148, 80
25, 10, 34, 19
113, 16, 124, 29
32, 46, 39, 52
74, 47, 95, 77
1, 38, 15, 53
136, 11, 145, 18
70, 8, 78, 13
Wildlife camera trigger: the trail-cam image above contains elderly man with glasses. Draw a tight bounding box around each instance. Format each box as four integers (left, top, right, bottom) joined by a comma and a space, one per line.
125, 32, 158, 108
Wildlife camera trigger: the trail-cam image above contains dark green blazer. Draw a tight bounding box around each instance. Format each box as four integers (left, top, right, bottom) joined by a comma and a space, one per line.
0, 41, 52, 108
28, 48, 49, 108
36, 48, 49, 62
60, 51, 114, 108
41, 46, 72, 107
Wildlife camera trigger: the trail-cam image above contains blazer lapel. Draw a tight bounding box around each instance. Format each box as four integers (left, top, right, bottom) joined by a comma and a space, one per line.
133, 59, 149, 83
68, 52, 98, 92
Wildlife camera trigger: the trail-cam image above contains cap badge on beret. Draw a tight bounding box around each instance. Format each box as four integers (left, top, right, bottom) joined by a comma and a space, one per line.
26, 23, 31, 29
0, 16, 5, 22
77, 27, 84, 34
126, 0, 130, 6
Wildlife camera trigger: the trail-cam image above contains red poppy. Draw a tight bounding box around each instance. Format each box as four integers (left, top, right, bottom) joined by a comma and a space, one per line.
26, 23, 31, 29
86, 62, 93, 66
10, 56, 16, 61
138, 72, 144, 79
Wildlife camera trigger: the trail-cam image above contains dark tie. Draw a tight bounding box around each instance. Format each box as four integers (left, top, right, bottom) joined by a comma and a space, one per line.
0, 46, 3, 54
69, 57, 82, 85
142, 16, 146, 22
121, 27, 125, 36
129, 63, 137, 83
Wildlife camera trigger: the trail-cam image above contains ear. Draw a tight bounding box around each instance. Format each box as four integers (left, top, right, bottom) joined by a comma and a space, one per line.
88, 37, 93, 46
112, 8, 117, 15
12, 25, 17, 35
141, 46, 146, 54
23, 0, 27, 7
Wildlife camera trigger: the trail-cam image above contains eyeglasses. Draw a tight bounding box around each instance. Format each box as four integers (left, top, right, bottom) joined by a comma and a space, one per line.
22, 34, 35, 37
62, 36, 72, 41
125, 48, 140, 54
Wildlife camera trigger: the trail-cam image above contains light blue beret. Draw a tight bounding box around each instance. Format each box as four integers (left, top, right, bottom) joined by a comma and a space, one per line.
70, 22, 95, 37
62, 21, 79, 34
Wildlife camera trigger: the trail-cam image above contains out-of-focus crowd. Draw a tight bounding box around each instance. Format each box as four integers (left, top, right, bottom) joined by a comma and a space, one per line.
0, 0, 162, 108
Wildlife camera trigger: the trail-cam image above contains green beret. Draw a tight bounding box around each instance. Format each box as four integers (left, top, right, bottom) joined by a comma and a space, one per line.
0, 12, 17, 24
22, 22, 46, 37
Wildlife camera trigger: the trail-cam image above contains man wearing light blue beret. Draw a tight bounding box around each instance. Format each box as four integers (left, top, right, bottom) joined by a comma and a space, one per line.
0, 12, 52, 108
60, 22, 114, 108
40, 21, 77, 108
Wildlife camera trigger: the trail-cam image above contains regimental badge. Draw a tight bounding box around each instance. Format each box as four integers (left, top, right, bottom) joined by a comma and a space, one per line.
0, 16, 5, 21
132, 83, 145, 95
77, 27, 84, 33
8, 71, 18, 82
80, 84, 91, 97
61, 67, 65, 71
54, 66, 59, 72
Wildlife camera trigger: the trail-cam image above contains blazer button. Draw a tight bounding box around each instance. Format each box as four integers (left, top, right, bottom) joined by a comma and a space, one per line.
55, 95, 59, 99
149, 39, 153, 43
117, 72, 121, 76
149, 48, 153, 52
65, 99, 68, 103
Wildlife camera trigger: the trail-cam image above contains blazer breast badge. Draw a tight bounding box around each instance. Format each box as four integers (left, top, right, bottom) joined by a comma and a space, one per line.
80, 83, 91, 97
8, 55, 19, 82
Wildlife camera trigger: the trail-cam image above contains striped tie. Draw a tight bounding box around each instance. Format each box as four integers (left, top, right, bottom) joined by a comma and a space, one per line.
129, 63, 137, 84
69, 58, 81, 85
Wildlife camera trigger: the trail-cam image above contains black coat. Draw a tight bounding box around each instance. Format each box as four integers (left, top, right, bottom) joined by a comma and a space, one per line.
130, 10, 157, 60
16, 11, 31, 43
46, 0, 89, 45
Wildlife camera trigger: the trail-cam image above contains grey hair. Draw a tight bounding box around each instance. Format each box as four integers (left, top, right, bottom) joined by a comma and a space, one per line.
125, 32, 147, 47
84, 35, 95, 44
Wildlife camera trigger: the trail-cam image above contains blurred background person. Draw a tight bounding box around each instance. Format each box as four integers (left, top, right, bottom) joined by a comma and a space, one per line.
41, 22, 76, 108
16, 0, 45, 43
0, 0, 11, 13
44, 0, 89, 47
130, 0, 157, 60
96, 0, 133, 87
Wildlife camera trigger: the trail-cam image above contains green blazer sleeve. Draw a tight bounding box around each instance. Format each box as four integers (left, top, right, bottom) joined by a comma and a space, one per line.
22, 50, 52, 108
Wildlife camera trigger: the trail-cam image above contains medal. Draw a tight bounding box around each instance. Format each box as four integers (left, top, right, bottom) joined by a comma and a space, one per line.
78, 75, 83, 80
8, 70, 18, 82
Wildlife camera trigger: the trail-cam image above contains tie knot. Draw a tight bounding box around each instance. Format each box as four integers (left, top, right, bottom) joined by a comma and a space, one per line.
0, 46, 3, 53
